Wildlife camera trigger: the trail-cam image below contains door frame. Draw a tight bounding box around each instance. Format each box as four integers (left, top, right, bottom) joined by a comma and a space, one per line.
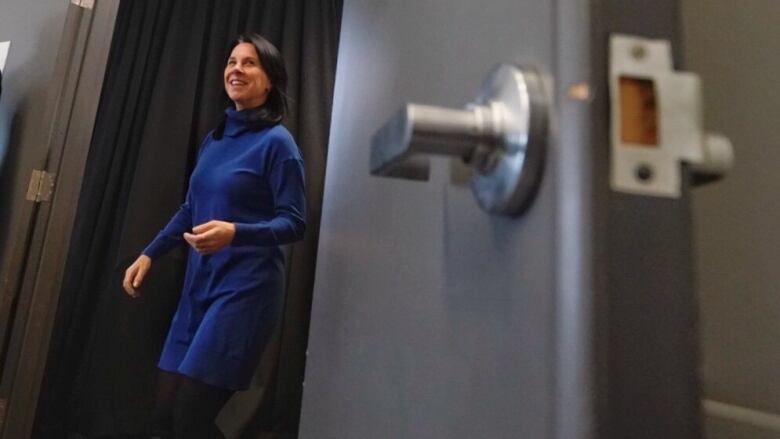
0, 0, 120, 437
591, 1, 703, 438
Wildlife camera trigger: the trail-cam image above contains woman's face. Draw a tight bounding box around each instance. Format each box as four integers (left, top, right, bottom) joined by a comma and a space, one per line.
224, 42, 272, 111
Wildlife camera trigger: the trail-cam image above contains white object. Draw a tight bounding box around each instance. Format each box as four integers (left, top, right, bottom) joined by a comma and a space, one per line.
0, 41, 10, 73
609, 34, 734, 197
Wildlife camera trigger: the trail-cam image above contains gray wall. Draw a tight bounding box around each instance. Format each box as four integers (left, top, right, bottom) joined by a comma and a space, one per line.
0, 0, 70, 263
683, 1, 780, 437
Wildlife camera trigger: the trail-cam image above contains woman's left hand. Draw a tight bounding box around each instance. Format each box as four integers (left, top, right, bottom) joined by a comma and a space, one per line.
184, 220, 236, 255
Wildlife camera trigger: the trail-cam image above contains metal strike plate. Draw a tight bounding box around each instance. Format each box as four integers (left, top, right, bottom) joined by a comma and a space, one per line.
370, 64, 549, 216
609, 34, 734, 197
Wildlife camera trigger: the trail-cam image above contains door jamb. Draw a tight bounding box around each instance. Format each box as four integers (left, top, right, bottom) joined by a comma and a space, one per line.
0, 0, 120, 436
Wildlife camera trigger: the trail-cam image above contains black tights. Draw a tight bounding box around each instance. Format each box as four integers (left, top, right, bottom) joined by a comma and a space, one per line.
149, 370, 234, 439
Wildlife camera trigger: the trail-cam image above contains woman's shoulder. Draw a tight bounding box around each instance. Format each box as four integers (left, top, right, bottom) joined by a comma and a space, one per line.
195, 129, 218, 156
263, 124, 295, 144
258, 124, 301, 161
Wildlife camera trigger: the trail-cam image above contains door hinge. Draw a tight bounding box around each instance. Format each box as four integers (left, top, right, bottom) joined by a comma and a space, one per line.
70, 0, 94, 10
26, 169, 56, 203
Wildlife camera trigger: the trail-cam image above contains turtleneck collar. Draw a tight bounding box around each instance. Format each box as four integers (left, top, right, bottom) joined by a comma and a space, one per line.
223, 106, 278, 137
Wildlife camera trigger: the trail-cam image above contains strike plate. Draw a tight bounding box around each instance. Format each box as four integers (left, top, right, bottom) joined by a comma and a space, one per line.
609, 34, 733, 197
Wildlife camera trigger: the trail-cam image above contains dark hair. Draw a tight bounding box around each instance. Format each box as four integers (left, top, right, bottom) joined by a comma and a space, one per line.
214, 33, 289, 139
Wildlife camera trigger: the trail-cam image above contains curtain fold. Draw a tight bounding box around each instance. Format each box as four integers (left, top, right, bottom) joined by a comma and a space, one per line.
33, 1, 341, 437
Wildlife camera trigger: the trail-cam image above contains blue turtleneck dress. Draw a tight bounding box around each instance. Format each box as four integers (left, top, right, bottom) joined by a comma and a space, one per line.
142, 108, 306, 390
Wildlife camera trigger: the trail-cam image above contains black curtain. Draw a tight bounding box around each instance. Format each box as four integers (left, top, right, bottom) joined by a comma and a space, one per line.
33, 1, 341, 437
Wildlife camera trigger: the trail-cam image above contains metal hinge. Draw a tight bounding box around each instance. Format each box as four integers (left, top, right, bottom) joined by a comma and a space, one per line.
26, 169, 56, 203
70, 0, 94, 10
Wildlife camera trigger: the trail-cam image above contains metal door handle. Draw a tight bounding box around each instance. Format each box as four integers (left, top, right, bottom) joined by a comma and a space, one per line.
370, 64, 549, 216
370, 103, 502, 179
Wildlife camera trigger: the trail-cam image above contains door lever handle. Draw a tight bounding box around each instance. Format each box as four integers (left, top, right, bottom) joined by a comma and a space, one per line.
370, 103, 502, 180
370, 64, 549, 216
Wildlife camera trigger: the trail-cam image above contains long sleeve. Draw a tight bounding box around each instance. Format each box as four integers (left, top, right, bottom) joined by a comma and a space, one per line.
142, 135, 213, 260
232, 158, 306, 247
142, 190, 193, 260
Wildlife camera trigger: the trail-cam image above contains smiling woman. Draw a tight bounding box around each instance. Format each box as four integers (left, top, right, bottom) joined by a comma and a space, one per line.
122, 33, 306, 439
27, 0, 342, 437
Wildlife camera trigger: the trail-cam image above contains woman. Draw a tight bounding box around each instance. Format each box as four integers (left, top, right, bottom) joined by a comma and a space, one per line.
123, 34, 306, 438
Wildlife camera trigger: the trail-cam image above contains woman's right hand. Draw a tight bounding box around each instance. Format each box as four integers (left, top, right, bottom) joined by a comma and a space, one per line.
123, 255, 152, 298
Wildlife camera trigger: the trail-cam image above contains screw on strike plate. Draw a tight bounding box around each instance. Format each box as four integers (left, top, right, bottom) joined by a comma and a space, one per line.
635, 164, 654, 182
631, 44, 647, 60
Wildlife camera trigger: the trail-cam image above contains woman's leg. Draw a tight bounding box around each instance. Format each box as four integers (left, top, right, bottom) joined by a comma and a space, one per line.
173, 375, 234, 439
148, 369, 182, 437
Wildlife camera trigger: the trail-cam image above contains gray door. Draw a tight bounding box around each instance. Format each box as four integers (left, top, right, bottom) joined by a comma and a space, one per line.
299, 1, 591, 438
299, 0, 702, 438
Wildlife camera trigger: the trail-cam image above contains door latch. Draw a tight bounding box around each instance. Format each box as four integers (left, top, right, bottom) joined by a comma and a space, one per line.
370, 64, 549, 216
